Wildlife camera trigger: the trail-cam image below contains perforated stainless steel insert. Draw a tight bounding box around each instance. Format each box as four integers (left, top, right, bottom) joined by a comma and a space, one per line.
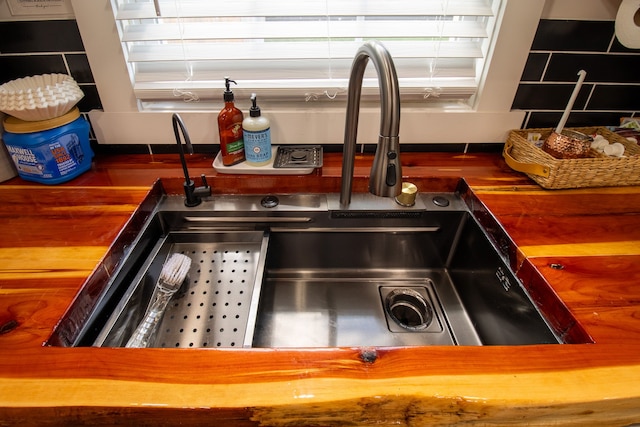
92, 230, 269, 348
155, 234, 266, 348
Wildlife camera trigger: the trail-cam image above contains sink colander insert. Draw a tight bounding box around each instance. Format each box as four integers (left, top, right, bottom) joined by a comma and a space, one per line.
96, 231, 268, 348
156, 241, 261, 348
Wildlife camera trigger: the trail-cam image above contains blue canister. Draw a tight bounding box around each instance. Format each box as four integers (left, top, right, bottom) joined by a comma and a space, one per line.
2, 108, 93, 184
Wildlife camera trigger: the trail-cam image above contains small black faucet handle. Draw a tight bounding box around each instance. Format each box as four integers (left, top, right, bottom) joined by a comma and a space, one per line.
192, 174, 212, 201
200, 174, 210, 190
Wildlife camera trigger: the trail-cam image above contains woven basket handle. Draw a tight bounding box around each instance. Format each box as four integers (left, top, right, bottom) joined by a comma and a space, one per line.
502, 140, 550, 178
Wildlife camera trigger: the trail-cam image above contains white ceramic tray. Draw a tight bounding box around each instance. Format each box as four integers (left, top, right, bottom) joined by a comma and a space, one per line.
212, 146, 315, 175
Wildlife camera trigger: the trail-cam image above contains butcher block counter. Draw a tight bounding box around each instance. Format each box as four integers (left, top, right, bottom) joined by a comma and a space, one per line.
1, 151, 639, 426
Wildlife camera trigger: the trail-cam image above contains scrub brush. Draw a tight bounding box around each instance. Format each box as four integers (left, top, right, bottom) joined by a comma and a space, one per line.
126, 253, 192, 348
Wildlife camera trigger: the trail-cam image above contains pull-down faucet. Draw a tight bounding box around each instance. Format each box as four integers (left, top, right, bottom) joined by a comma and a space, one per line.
340, 41, 402, 206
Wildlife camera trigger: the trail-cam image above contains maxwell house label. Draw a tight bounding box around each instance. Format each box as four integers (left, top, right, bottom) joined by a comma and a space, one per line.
6, 133, 83, 179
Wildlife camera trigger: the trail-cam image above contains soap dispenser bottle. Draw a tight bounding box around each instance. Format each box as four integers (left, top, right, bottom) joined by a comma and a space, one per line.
243, 93, 272, 166
217, 77, 245, 166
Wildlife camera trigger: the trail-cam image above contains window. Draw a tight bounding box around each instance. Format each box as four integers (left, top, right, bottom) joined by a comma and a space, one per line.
71, 0, 544, 146
112, 0, 503, 108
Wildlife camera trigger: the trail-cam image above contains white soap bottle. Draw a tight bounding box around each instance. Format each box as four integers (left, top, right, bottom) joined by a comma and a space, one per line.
243, 94, 272, 166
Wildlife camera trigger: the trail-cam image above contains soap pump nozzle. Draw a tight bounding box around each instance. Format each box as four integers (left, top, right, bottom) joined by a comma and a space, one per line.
223, 77, 237, 102
249, 93, 261, 117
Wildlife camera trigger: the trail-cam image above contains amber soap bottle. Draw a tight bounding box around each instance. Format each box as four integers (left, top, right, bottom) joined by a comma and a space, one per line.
217, 77, 245, 166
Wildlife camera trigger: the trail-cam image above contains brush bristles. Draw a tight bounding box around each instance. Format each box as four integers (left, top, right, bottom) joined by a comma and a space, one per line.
159, 253, 192, 290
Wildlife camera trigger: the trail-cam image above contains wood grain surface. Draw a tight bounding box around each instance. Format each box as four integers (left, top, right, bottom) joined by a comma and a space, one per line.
1, 152, 639, 426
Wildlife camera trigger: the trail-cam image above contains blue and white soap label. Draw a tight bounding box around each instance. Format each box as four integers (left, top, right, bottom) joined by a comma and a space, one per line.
244, 128, 272, 164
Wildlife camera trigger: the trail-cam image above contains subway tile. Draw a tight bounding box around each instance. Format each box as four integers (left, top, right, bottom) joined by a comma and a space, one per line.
0, 20, 84, 53
611, 36, 640, 53
322, 145, 343, 153
150, 144, 218, 155
66, 54, 94, 84
526, 111, 628, 128
518, 112, 530, 129
587, 85, 640, 111
520, 53, 549, 81
565, 112, 628, 127
511, 83, 591, 110
397, 143, 466, 153
357, 143, 465, 153
465, 143, 504, 153
0, 55, 67, 84
531, 20, 614, 52
76, 85, 103, 112
93, 144, 151, 156
83, 113, 96, 140
544, 53, 640, 83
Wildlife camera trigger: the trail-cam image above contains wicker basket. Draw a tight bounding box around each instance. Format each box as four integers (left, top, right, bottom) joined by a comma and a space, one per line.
503, 127, 640, 189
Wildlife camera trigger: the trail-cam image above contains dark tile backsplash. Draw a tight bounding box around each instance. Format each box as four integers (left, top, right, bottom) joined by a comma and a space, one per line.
512, 84, 592, 111
0, 20, 102, 118
1, 18, 638, 151
588, 85, 640, 110
65, 53, 95, 83
515, 19, 640, 129
523, 111, 627, 129
0, 20, 85, 53
544, 53, 640, 83
530, 20, 615, 52
0, 55, 68, 83
519, 53, 549, 81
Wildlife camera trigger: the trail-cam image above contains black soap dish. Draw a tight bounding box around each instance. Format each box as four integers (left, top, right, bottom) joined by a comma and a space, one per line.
274, 145, 323, 168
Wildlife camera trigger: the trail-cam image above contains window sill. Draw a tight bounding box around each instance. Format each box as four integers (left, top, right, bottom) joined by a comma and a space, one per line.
89, 108, 525, 146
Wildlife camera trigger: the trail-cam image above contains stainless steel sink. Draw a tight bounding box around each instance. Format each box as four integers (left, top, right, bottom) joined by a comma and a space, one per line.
254, 208, 559, 347
254, 226, 481, 347
51, 185, 591, 348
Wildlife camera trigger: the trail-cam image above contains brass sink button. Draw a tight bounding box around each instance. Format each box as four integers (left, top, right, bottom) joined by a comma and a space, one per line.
395, 182, 418, 207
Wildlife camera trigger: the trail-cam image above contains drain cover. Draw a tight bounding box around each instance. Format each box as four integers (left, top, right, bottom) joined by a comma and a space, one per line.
386, 288, 433, 330
274, 145, 323, 168
380, 285, 443, 333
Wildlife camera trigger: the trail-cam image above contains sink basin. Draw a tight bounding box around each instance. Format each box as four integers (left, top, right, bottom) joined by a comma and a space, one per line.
255, 220, 549, 347
50, 183, 592, 348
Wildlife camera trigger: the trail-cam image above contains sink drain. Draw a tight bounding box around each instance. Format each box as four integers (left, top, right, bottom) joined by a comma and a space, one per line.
384, 288, 433, 331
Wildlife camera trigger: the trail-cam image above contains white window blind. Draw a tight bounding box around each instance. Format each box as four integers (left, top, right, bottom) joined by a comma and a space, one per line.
112, 0, 502, 106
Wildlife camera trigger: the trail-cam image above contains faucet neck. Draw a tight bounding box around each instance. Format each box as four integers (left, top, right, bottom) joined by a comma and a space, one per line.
340, 41, 402, 206
172, 113, 193, 185
172, 113, 211, 207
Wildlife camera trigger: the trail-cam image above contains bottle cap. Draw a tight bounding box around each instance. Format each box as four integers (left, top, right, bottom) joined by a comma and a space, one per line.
4, 107, 80, 133
249, 93, 261, 117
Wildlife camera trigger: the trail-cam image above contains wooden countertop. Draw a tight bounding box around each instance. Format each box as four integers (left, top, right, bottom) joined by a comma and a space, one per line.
1, 151, 640, 426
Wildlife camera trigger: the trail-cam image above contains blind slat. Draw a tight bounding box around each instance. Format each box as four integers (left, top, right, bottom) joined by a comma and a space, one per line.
134, 59, 477, 81
128, 41, 483, 62
122, 21, 487, 42
117, 0, 494, 20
